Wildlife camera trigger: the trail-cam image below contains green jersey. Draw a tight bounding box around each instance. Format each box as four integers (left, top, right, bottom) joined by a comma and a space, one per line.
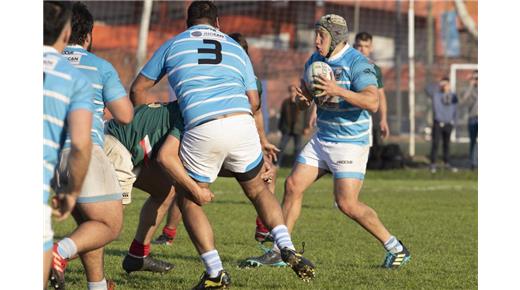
105, 102, 184, 166
373, 63, 384, 89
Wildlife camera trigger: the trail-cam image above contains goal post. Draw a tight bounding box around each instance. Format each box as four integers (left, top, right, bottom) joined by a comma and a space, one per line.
450, 63, 478, 143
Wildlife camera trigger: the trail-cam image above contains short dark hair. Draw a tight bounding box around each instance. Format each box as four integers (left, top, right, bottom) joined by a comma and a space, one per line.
44, 1, 72, 45
440, 76, 450, 82
187, 1, 218, 28
69, 2, 93, 45
229, 33, 248, 55
355, 32, 373, 43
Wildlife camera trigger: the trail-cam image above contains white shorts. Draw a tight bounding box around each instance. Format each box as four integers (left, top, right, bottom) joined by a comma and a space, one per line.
104, 134, 138, 205
43, 204, 53, 252
180, 114, 263, 183
296, 134, 369, 180
56, 145, 123, 203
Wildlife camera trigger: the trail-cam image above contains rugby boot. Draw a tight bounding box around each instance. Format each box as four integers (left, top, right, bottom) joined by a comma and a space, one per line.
49, 243, 67, 290
280, 247, 316, 282
192, 270, 231, 289
122, 254, 174, 274
152, 234, 174, 246
382, 241, 411, 269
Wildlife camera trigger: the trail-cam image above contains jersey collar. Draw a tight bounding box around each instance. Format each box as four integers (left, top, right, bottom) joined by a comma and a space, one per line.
189, 24, 218, 31
66, 44, 85, 50
327, 43, 350, 62
43, 45, 59, 54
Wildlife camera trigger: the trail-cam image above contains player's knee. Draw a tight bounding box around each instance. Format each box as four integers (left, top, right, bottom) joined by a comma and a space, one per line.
243, 180, 266, 200
111, 219, 123, 240
284, 176, 303, 198
336, 200, 362, 219
108, 212, 124, 240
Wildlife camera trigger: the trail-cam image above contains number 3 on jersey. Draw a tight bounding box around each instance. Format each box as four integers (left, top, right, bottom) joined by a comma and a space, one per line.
198, 39, 222, 65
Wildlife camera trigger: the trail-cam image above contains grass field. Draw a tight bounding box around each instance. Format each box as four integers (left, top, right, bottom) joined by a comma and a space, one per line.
53, 168, 477, 289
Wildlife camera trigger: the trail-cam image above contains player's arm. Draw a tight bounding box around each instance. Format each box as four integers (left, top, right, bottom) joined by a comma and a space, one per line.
130, 74, 157, 106
295, 79, 313, 110
157, 135, 214, 206
103, 63, 134, 124
67, 109, 92, 195
53, 109, 92, 221
314, 75, 378, 112
130, 39, 171, 106
106, 98, 133, 125
247, 89, 280, 161
53, 74, 94, 220
378, 87, 390, 138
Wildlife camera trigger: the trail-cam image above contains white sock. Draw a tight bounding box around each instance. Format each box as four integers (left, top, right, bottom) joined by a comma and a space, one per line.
272, 243, 280, 253
57, 238, 77, 259
200, 250, 223, 278
384, 236, 403, 254
271, 225, 295, 251
87, 278, 107, 290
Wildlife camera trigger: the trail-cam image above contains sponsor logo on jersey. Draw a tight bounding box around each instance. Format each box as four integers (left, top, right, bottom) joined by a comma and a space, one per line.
333, 67, 343, 81
43, 56, 58, 70
65, 54, 82, 65
191, 31, 203, 37
337, 160, 353, 165
202, 31, 225, 39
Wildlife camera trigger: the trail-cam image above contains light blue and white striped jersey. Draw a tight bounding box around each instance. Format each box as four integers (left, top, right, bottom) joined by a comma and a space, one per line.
141, 24, 257, 130
62, 45, 126, 147
43, 46, 94, 203
304, 44, 378, 145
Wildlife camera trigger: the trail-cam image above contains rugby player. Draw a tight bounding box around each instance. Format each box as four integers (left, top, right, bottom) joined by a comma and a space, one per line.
130, 1, 315, 288
354, 32, 390, 142
103, 101, 203, 275
49, 3, 134, 290
44, 1, 93, 287
245, 14, 411, 269
151, 32, 278, 246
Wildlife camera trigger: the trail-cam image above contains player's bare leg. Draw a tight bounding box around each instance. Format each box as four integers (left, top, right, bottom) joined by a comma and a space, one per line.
153, 196, 182, 245
238, 166, 316, 280
283, 163, 327, 232
176, 183, 215, 254
254, 163, 277, 242
50, 200, 122, 289
122, 160, 175, 274
70, 208, 109, 286
69, 200, 123, 253
79, 248, 105, 284
239, 172, 286, 231
44, 249, 52, 288
133, 161, 177, 244
334, 177, 411, 268
240, 162, 324, 269
333, 178, 390, 242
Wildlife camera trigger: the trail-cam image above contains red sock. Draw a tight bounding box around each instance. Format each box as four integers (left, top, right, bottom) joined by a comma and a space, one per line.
129, 239, 150, 257
162, 226, 177, 239
255, 216, 269, 233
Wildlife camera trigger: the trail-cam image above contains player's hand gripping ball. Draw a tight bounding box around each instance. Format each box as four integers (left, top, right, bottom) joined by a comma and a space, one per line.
304, 61, 334, 99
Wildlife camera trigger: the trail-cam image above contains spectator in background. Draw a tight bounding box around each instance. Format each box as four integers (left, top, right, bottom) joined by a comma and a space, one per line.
277, 85, 311, 166
429, 77, 458, 173
354, 32, 390, 143
460, 70, 478, 170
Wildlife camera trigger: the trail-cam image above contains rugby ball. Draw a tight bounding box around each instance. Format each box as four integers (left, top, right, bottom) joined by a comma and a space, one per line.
304, 61, 334, 97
